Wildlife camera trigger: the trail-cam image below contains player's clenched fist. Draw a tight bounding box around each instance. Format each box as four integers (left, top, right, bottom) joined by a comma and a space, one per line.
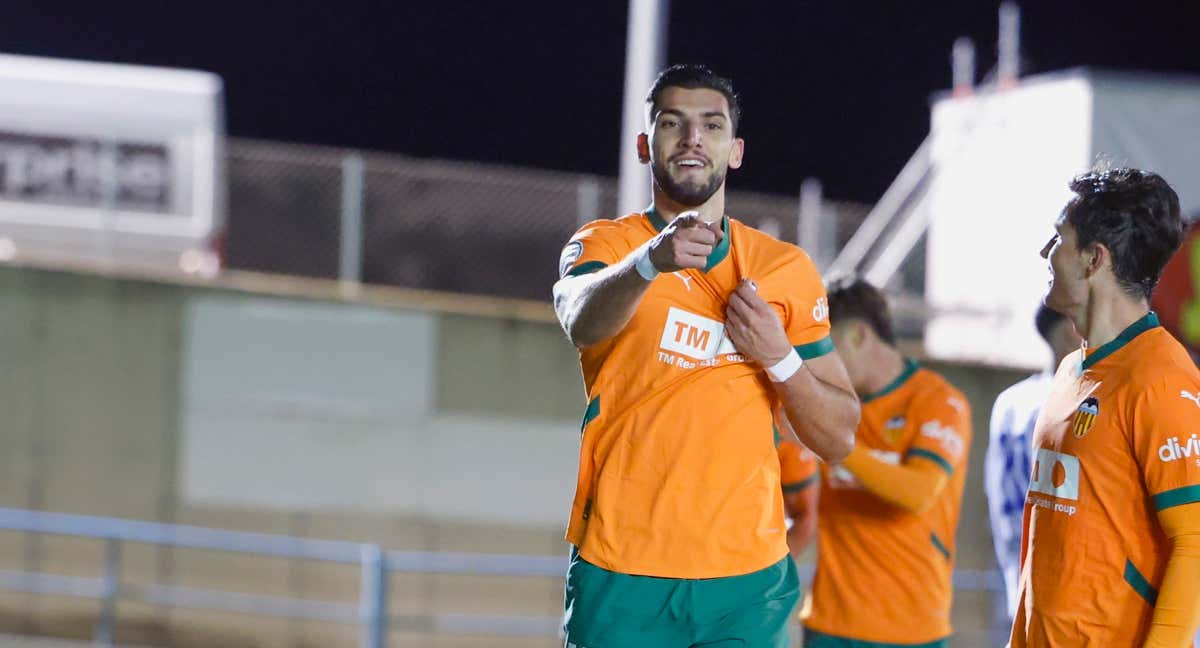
725, 279, 792, 367
647, 211, 724, 272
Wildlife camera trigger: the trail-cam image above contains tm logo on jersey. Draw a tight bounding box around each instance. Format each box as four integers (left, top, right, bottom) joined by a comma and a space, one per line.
1159, 434, 1200, 462
659, 307, 736, 361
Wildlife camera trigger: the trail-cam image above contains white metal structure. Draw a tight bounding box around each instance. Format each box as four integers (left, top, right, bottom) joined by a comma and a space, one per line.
616, 0, 669, 217
0, 53, 224, 273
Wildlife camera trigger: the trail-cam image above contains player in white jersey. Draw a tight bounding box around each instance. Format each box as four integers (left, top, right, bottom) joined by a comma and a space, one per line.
984, 304, 1080, 621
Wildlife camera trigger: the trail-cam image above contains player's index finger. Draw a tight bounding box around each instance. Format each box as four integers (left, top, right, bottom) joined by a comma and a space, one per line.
702, 219, 725, 241
737, 280, 768, 309
673, 210, 702, 227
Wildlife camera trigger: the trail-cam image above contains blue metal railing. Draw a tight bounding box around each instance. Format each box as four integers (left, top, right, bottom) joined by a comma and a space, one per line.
0, 507, 1005, 647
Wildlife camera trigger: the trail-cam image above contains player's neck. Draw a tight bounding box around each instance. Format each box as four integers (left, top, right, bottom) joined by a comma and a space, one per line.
651, 188, 725, 225
860, 344, 908, 396
1078, 292, 1150, 353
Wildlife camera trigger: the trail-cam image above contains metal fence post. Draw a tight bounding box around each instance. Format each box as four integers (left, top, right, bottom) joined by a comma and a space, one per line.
360, 543, 387, 648
576, 176, 601, 228
797, 178, 826, 268
340, 153, 365, 287
95, 538, 122, 647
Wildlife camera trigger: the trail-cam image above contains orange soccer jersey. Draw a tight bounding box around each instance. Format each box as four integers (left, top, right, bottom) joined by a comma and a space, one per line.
1011, 313, 1200, 646
780, 361, 972, 644
559, 209, 834, 579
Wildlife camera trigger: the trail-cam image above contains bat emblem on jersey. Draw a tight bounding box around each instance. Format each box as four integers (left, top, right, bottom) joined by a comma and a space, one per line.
1072, 396, 1099, 438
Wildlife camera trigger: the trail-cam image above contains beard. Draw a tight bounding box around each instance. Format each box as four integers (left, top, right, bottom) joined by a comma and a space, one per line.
651, 162, 726, 207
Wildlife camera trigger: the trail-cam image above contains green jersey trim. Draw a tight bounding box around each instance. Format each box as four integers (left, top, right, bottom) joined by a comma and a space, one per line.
1123, 559, 1159, 606
1080, 311, 1159, 370
795, 336, 835, 360
566, 260, 608, 277
580, 397, 600, 434
862, 359, 919, 403
931, 533, 951, 560
1152, 484, 1200, 511
801, 627, 949, 647
782, 474, 819, 494
907, 448, 953, 475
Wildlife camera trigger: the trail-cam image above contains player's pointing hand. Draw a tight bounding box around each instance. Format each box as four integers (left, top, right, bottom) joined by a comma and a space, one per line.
725, 279, 792, 368
648, 211, 724, 272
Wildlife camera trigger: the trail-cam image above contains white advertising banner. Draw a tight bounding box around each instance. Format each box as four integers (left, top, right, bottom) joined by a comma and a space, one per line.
0, 53, 223, 269
925, 69, 1200, 370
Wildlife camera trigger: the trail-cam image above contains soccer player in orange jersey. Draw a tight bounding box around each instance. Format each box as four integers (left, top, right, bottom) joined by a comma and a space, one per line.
1011, 168, 1200, 647
779, 278, 972, 647
552, 64, 860, 647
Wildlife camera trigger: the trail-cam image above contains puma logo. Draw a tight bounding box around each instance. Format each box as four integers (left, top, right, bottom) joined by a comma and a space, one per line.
674, 272, 692, 291
1180, 390, 1200, 408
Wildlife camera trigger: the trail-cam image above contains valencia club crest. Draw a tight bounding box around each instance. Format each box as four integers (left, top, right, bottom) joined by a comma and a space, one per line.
1072, 396, 1099, 438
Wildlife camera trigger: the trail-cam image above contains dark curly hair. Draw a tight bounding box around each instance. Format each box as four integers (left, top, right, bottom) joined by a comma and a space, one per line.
1064, 167, 1185, 300
646, 64, 742, 134
826, 277, 895, 346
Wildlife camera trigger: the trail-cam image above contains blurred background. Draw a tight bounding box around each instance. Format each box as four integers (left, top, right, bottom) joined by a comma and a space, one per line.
1, 1, 1199, 646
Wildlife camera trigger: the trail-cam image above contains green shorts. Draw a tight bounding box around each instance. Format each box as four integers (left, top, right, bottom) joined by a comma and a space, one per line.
802, 628, 950, 647
563, 548, 800, 648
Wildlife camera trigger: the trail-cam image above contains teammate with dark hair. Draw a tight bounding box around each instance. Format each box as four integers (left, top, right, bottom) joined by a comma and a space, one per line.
1012, 168, 1200, 647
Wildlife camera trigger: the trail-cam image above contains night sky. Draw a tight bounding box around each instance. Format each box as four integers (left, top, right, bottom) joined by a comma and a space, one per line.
6, 1, 1199, 203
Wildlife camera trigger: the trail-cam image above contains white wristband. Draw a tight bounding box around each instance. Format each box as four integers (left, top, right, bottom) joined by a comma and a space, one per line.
766, 348, 803, 382
635, 246, 660, 281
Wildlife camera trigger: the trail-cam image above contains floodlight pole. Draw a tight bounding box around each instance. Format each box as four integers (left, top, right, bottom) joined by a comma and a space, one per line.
998, 2, 1020, 88
616, 0, 670, 217
952, 37, 975, 97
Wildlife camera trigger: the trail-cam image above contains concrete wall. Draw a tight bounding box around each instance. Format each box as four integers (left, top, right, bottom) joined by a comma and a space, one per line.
0, 264, 1028, 646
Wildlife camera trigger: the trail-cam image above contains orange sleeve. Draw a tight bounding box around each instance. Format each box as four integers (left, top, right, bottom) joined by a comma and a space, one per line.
558, 219, 632, 279
1144, 503, 1200, 648
842, 445, 949, 514
904, 387, 972, 478
774, 250, 833, 359
1131, 376, 1200, 514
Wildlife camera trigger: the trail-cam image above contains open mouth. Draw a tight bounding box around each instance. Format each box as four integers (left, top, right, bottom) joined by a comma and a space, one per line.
672, 157, 708, 170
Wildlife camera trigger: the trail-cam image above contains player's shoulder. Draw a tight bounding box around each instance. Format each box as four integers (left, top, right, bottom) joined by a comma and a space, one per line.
573, 213, 651, 239
1122, 328, 1200, 389
731, 219, 809, 260
1121, 330, 1200, 404
911, 367, 972, 419
730, 218, 818, 275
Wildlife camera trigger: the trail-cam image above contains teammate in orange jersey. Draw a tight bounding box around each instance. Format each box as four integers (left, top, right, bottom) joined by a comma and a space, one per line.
552, 64, 860, 647
1011, 167, 1200, 647
779, 278, 972, 647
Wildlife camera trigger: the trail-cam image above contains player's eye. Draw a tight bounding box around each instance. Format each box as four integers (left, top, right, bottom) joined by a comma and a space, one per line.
659, 119, 678, 128
705, 122, 723, 131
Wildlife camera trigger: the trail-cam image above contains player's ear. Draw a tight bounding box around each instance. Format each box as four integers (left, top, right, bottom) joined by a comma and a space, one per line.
637, 133, 651, 164
1083, 242, 1109, 278
727, 138, 745, 170
851, 320, 871, 349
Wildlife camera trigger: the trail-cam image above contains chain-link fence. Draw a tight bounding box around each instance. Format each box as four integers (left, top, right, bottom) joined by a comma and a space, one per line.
224, 139, 870, 301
